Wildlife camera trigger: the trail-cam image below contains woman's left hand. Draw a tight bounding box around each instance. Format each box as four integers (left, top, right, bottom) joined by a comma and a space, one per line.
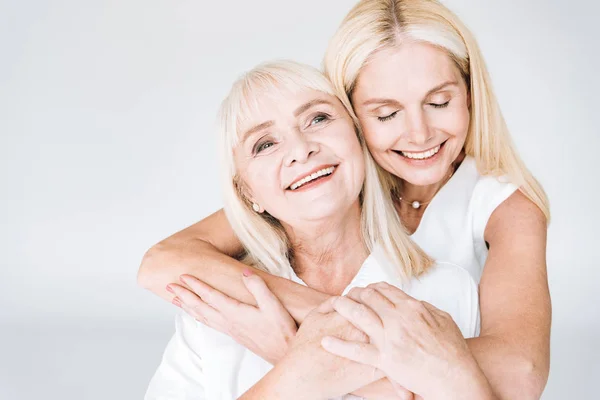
167, 270, 297, 365
320, 282, 495, 399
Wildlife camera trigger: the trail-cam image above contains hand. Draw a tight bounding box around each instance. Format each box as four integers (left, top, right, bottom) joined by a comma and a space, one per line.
246, 301, 384, 400
321, 282, 493, 399
167, 270, 297, 365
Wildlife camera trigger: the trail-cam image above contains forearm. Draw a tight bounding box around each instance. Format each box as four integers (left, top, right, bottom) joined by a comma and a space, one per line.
466, 335, 548, 399
138, 238, 328, 322
352, 378, 404, 399
238, 358, 327, 400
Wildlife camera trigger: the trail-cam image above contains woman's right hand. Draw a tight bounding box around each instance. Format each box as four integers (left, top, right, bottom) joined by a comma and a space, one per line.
167, 270, 297, 365
321, 283, 494, 399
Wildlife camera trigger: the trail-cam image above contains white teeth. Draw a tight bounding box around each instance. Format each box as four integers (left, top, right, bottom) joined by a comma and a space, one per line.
289, 167, 335, 190
401, 145, 441, 160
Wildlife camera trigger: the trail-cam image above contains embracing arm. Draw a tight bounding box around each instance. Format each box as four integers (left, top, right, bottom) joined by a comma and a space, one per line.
137, 209, 328, 322
465, 190, 551, 399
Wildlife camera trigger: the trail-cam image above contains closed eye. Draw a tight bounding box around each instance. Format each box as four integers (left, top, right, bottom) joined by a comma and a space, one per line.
378, 111, 398, 122
429, 100, 450, 109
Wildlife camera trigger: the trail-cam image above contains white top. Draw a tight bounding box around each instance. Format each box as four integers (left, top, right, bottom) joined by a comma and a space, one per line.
411, 156, 518, 284
145, 246, 480, 400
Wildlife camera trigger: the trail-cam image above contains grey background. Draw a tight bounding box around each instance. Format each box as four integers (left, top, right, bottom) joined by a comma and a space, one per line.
1, 0, 598, 398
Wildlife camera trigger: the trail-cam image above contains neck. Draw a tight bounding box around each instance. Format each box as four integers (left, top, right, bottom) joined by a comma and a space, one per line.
283, 201, 368, 295
400, 152, 465, 202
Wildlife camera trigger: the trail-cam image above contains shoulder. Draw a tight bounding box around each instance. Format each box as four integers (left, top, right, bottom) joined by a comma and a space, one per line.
485, 189, 548, 245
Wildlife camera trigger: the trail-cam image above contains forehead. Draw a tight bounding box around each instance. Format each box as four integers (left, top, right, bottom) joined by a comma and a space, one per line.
355, 42, 462, 100
238, 87, 337, 133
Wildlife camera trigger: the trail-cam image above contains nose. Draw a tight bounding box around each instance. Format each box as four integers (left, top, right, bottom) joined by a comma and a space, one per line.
405, 107, 434, 145
283, 130, 320, 167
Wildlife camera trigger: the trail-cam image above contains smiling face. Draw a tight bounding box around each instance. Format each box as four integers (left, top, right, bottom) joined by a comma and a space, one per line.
352, 41, 471, 187
234, 88, 364, 227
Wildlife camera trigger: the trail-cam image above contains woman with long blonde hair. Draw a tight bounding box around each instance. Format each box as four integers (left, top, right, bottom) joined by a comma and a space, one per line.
140, 0, 551, 398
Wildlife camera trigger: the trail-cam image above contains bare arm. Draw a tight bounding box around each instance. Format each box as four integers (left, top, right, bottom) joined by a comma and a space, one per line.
137, 209, 328, 322
317, 191, 551, 399
465, 190, 551, 399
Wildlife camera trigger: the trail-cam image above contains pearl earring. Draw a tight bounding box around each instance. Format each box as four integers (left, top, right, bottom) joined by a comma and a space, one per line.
252, 203, 260, 212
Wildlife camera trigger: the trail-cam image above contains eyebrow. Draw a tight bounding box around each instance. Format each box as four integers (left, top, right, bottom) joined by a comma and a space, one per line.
241, 120, 274, 143
361, 80, 459, 106
293, 99, 334, 117
241, 98, 334, 144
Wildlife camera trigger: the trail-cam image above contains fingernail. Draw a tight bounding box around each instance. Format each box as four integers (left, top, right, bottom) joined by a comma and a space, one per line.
179, 275, 190, 285
172, 297, 182, 308
166, 285, 175, 294
242, 269, 253, 277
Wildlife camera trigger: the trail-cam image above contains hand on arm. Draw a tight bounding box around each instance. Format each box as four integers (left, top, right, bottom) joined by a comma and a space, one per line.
137, 209, 328, 322
169, 274, 411, 399
239, 301, 391, 400
321, 283, 496, 400
167, 270, 298, 365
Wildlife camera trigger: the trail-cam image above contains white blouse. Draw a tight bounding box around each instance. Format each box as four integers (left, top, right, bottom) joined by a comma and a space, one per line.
145, 245, 480, 400
410, 156, 518, 284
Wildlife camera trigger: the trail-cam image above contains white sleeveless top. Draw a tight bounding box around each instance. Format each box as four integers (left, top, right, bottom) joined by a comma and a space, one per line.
145, 249, 480, 400
411, 156, 518, 284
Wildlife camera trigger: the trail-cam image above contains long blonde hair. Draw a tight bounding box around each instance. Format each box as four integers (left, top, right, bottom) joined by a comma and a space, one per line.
218, 60, 433, 280
324, 0, 550, 221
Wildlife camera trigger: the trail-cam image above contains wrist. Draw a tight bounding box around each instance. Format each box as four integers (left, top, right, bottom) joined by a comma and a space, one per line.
243, 354, 325, 400
430, 356, 495, 400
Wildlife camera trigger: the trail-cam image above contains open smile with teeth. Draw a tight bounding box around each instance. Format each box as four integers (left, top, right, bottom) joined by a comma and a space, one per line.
397, 142, 444, 160
289, 166, 336, 190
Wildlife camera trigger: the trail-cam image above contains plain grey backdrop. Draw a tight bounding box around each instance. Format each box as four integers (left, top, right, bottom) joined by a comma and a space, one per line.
1, 0, 598, 398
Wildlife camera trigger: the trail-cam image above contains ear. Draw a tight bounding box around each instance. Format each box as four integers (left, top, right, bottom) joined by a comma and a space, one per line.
241, 188, 264, 214
251, 202, 264, 213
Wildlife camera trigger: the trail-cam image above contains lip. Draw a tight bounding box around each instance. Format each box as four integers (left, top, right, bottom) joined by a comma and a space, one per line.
394, 140, 447, 155
286, 164, 338, 190
392, 140, 448, 164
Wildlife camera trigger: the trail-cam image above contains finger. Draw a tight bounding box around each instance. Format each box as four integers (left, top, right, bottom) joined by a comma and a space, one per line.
390, 381, 415, 400
321, 335, 379, 366
421, 301, 448, 318
179, 274, 243, 311
168, 284, 224, 328
421, 301, 456, 328
242, 272, 284, 314
352, 287, 396, 316
315, 295, 338, 314
346, 287, 362, 303
331, 296, 382, 338
367, 282, 412, 305
406, 300, 439, 328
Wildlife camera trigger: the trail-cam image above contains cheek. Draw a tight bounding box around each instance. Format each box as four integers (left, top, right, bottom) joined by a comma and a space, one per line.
361, 120, 398, 153
430, 106, 470, 138
243, 161, 280, 203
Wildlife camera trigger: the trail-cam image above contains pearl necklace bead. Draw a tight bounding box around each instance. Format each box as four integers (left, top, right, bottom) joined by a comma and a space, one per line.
411, 201, 421, 209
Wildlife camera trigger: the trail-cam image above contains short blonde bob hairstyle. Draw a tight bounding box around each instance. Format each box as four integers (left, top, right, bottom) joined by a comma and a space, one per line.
218, 60, 433, 280
324, 0, 550, 220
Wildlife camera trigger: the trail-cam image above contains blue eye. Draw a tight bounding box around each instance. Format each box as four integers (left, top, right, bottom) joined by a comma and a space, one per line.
378, 111, 398, 122
255, 141, 274, 154
310, 114, 329, 126
430, 101, 450, 108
